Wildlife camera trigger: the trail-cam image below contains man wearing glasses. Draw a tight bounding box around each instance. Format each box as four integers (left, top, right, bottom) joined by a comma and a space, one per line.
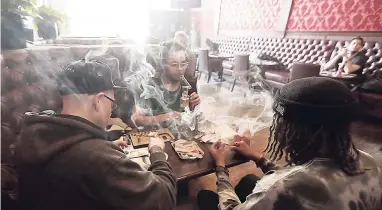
133, 41, 201, 126
14, 59, 177, 210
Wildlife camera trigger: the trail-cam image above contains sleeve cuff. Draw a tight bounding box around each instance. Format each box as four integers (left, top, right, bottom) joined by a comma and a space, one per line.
216, 170, 230, 183
149, 152, 167, 162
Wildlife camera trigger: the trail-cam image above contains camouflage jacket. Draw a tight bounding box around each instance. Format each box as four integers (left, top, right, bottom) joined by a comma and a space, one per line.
217, 150, 382, 210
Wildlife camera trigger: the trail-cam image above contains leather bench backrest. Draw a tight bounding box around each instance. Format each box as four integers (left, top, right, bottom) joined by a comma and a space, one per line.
214, 37, 336, 70
249, 38, 336, 70
213, 36, 251, 56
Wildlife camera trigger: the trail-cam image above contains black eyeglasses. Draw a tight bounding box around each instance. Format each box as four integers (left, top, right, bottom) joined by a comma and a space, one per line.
104, 95, 118, 110
166, 62, 188, 69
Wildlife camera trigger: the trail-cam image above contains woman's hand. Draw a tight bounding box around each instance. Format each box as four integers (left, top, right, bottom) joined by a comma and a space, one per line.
209, 142, 231, 167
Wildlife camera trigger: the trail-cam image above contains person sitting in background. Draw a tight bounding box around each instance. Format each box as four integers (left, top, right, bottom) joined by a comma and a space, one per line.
206, 38, 219, 54
198, 77, 382, 210
110, 81, 137, 128
174, 31, 190, 49
14, 59, 177, 210
107, 81, 137, 141
133, 41, 200, 127
324, 36, 367, 75
174, 31, 198, 79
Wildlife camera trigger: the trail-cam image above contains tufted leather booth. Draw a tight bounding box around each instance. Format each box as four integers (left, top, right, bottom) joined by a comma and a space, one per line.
211, 36, 382, 119
213, 36, 251, 70
1, 46, 78, 206
212, 36, 382, 89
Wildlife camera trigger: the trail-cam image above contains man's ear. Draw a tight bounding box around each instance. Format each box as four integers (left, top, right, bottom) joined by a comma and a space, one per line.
93, 92, 104, 111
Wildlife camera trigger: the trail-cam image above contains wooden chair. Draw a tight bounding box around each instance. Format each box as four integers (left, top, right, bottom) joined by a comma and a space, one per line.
289, 63, 321, 81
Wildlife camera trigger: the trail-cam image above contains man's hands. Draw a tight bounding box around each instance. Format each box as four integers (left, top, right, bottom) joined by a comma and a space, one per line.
189, 92, 201, 110
108, 130, 129, 148
113, 138, 128, 147
340, 47, 348, 58
108, 130, 126, 141
167, 111, 181, 121
148, 137, 165, 153
209, 142, 231, 167
209, 134, 262, 166
230, 135, 254, 158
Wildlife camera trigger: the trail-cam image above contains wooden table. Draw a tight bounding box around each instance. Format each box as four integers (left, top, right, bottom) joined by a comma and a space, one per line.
163, 140, 247, 197
209, 54, 234, 59
164, 141, 247, 182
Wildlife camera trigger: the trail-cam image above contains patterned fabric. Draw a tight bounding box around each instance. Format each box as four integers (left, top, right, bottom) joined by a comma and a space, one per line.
218, 0, 293, 32
216, 150, 382, 210
215, 0, 382, 32
287, 0, 382, 31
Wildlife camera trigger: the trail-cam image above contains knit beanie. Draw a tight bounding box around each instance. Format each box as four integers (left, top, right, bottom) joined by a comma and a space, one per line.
273, 77, 359, 124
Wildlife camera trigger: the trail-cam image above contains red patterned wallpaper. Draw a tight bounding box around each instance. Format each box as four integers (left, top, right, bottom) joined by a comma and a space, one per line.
219, 0, 282, 31
216, 0, 382, 32
193, 0, 220, 34
287, 0, 382, 31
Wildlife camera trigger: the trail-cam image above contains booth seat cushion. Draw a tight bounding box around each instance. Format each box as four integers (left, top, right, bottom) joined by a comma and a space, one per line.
357, 91, 382, 119
222, 60, 234, 70
1, 48, 69, 163
222, 68, 234, 76
264, 70, 290, 84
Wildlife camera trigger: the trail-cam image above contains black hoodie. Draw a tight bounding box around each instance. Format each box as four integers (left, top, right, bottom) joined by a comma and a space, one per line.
14, 110, 177, 210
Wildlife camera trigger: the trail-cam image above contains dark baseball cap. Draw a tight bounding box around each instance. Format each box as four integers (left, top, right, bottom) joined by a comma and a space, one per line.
56, 59, 123, 96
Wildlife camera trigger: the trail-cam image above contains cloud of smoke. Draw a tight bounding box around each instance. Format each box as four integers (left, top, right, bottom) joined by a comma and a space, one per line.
196, 67, 274, 137
82, 44, 274, 140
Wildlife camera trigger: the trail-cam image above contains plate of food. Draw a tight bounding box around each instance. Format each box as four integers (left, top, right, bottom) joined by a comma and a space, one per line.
171, 139, 204, 160
198, 121, 237, 144
130, 128, 175, 148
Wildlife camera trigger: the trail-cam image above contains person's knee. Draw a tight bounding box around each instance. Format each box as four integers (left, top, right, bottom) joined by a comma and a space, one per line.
197, 190, 217, 202
240, 174, 260, 184
197, 190, 219, 210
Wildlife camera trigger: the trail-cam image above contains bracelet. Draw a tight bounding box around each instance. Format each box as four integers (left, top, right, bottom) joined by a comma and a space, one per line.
215, 166, 229, 175
149, 146, 164, 154
254, 153, 264, 163
255, 153, 266, 165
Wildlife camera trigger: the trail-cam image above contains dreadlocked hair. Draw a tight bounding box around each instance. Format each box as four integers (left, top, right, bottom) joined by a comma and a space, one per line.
264, 112, 364, 176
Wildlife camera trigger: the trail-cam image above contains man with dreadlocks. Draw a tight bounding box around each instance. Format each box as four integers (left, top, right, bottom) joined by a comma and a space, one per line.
197, 77, 382, 210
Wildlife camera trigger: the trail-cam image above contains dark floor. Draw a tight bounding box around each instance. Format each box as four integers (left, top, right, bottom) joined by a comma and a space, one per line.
175, 76, 382, 210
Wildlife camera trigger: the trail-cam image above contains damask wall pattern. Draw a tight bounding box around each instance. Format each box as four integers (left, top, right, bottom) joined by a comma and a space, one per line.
219, 0, 283, 31
287, 0, 382, 31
